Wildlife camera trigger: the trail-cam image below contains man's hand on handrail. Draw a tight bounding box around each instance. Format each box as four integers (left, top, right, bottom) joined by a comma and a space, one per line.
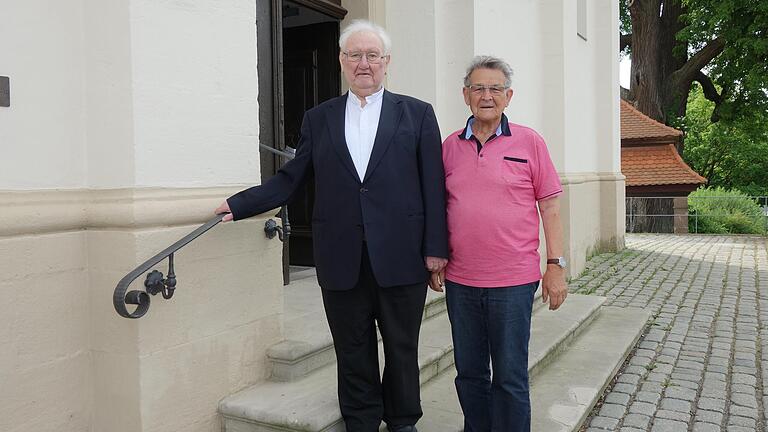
215, 201, 233, 222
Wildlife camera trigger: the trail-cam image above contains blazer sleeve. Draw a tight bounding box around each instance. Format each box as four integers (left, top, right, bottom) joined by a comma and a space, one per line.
227, 112, 314, 221
418, 104, 449, 258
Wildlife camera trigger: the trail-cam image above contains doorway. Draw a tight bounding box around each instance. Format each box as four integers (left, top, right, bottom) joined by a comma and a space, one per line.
283, 4, 342, 266
256, 0, 346, 279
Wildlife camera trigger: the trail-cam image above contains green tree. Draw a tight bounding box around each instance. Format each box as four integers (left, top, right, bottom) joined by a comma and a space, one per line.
682, 83, 768, 196
620, 0, 768, 126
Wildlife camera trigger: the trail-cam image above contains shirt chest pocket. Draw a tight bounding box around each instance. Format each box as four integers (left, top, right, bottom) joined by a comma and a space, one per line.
501, 156, 533, 188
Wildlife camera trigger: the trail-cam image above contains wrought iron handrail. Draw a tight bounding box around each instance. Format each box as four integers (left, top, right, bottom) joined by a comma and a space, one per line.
113, 144, 296, 319
260, 143, 295, 160
113, 214, 227, 319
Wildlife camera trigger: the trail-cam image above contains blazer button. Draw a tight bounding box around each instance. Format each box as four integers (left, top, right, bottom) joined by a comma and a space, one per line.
360, 187, 368, 193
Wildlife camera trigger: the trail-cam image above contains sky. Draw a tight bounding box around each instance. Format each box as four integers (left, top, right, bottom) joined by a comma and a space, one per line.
620, 56, 631, 89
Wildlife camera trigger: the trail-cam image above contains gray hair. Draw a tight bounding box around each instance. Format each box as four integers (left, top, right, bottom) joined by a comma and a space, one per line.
339, 19, 392, 55
463, 55, 514, 88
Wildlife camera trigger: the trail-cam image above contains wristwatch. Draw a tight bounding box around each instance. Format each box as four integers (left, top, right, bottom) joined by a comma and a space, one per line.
547, 257, 567, 269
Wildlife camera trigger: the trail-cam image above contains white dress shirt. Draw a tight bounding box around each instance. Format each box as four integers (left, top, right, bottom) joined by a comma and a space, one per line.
345, 87, 385, 181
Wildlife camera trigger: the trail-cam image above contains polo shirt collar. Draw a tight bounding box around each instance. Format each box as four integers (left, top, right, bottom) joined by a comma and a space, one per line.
459, 113, 512, 140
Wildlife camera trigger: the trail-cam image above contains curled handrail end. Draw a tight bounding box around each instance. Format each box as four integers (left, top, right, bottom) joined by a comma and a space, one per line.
112, 214, 226, 319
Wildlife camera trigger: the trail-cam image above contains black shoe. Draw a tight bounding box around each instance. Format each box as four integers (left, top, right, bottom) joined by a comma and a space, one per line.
387, 426, 417, 432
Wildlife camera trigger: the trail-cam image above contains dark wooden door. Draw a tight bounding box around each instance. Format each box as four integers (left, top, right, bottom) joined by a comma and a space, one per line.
283, 21, 340, 265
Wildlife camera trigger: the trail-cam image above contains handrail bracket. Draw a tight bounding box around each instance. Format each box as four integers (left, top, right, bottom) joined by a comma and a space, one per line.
144, 253, 177, 300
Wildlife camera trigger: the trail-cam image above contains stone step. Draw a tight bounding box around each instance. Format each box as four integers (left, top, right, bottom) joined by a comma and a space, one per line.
529, 291, 603, 379
417, 306, 650, 431
267, 274, 454, 382
219, 293, 600, 432
220, 310, 452, 432
268, 273, 543, 382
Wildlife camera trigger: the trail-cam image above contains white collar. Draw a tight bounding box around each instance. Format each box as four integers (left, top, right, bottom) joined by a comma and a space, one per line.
348, 87, 385, 107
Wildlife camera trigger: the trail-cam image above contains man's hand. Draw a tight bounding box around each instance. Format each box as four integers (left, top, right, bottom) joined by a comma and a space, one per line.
541, 266, 568, 310
429, 269, 445, 292
425, 256, 447, 272
215, 201, 234, 222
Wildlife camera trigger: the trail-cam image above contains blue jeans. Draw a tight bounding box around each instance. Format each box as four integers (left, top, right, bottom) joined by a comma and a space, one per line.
445, 279, 539, 432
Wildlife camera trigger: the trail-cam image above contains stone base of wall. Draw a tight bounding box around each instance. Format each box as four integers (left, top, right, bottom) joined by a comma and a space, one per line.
557, 173, 626, 278
0, 188, 284, 432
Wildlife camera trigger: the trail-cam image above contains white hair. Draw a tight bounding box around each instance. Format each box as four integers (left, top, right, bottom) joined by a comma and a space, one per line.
463, 55, 514, 88
339, 19, 392, 55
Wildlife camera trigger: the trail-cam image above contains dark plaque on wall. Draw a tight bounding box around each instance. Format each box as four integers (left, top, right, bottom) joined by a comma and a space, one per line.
0, 76, 9, 107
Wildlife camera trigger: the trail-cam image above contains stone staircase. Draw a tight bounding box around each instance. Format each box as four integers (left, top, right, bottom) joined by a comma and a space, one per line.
219, 269, 649, 432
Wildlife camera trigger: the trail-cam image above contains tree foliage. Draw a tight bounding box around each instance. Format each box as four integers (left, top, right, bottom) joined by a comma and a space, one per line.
682, 83, 768, 197
621, 0, 768, 198
620, 0, 768, 125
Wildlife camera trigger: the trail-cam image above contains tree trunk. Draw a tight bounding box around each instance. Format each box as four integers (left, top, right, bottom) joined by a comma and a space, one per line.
659, 0, 689, 122
626, 0, 725, 126
629, 0, 665, 121
628, 0, 687, 123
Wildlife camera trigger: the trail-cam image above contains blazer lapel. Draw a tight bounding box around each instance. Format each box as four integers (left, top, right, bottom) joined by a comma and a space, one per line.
325, 93, 361, 183
363, 90, 403, 183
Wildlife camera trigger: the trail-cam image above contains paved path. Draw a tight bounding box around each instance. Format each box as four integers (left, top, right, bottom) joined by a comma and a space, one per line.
573, 234, 768, 432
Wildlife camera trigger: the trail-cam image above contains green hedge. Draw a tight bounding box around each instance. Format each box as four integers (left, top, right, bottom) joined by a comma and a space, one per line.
688, 187, 767, 234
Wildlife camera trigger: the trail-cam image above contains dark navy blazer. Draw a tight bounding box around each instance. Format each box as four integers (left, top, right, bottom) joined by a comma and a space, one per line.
228, 90, 449, 291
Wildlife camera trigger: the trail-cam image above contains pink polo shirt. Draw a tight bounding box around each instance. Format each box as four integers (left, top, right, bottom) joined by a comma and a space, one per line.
443, 116, 562, 287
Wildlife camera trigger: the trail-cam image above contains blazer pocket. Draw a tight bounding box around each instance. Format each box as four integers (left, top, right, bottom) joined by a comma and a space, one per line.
504, 156, 528, 164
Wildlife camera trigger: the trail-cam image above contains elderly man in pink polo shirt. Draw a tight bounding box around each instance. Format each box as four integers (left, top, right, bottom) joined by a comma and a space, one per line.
430, 55, 568, 432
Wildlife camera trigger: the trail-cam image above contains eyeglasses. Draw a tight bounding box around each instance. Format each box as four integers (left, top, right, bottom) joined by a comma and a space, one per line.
342, 51, 388, 64
466, 84, 508, 96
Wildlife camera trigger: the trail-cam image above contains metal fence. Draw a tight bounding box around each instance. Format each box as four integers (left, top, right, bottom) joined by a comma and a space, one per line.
625, 196, 768, 234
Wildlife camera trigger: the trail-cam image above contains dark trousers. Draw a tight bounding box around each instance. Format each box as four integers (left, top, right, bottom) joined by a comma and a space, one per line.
321, 246, 428, 432
445, 279, 539, 432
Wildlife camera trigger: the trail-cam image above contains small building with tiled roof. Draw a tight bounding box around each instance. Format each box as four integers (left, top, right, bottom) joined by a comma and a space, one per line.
620, 100, 683, 145
620, 99, 707, 233
622, 144, 707, 196
620, 99, 706, 196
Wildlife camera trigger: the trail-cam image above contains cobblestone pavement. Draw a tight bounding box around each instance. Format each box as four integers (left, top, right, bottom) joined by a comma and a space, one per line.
573, 234, 768, 432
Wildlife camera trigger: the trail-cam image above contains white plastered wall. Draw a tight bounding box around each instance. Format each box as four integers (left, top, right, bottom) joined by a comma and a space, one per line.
560, 0, 625, 269
0, 0, 261, 191
128, 0, 261, 188
0, 1, 281, 432
433, 0, 474, 137
0, 0, 88, 190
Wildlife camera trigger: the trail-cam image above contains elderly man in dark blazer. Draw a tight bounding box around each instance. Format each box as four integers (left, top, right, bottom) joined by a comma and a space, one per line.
215, 19, 448, 432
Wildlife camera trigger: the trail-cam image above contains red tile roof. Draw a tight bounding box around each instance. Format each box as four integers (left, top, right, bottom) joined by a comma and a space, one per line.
622, 144, 707, 186
620, 100, 682, 142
